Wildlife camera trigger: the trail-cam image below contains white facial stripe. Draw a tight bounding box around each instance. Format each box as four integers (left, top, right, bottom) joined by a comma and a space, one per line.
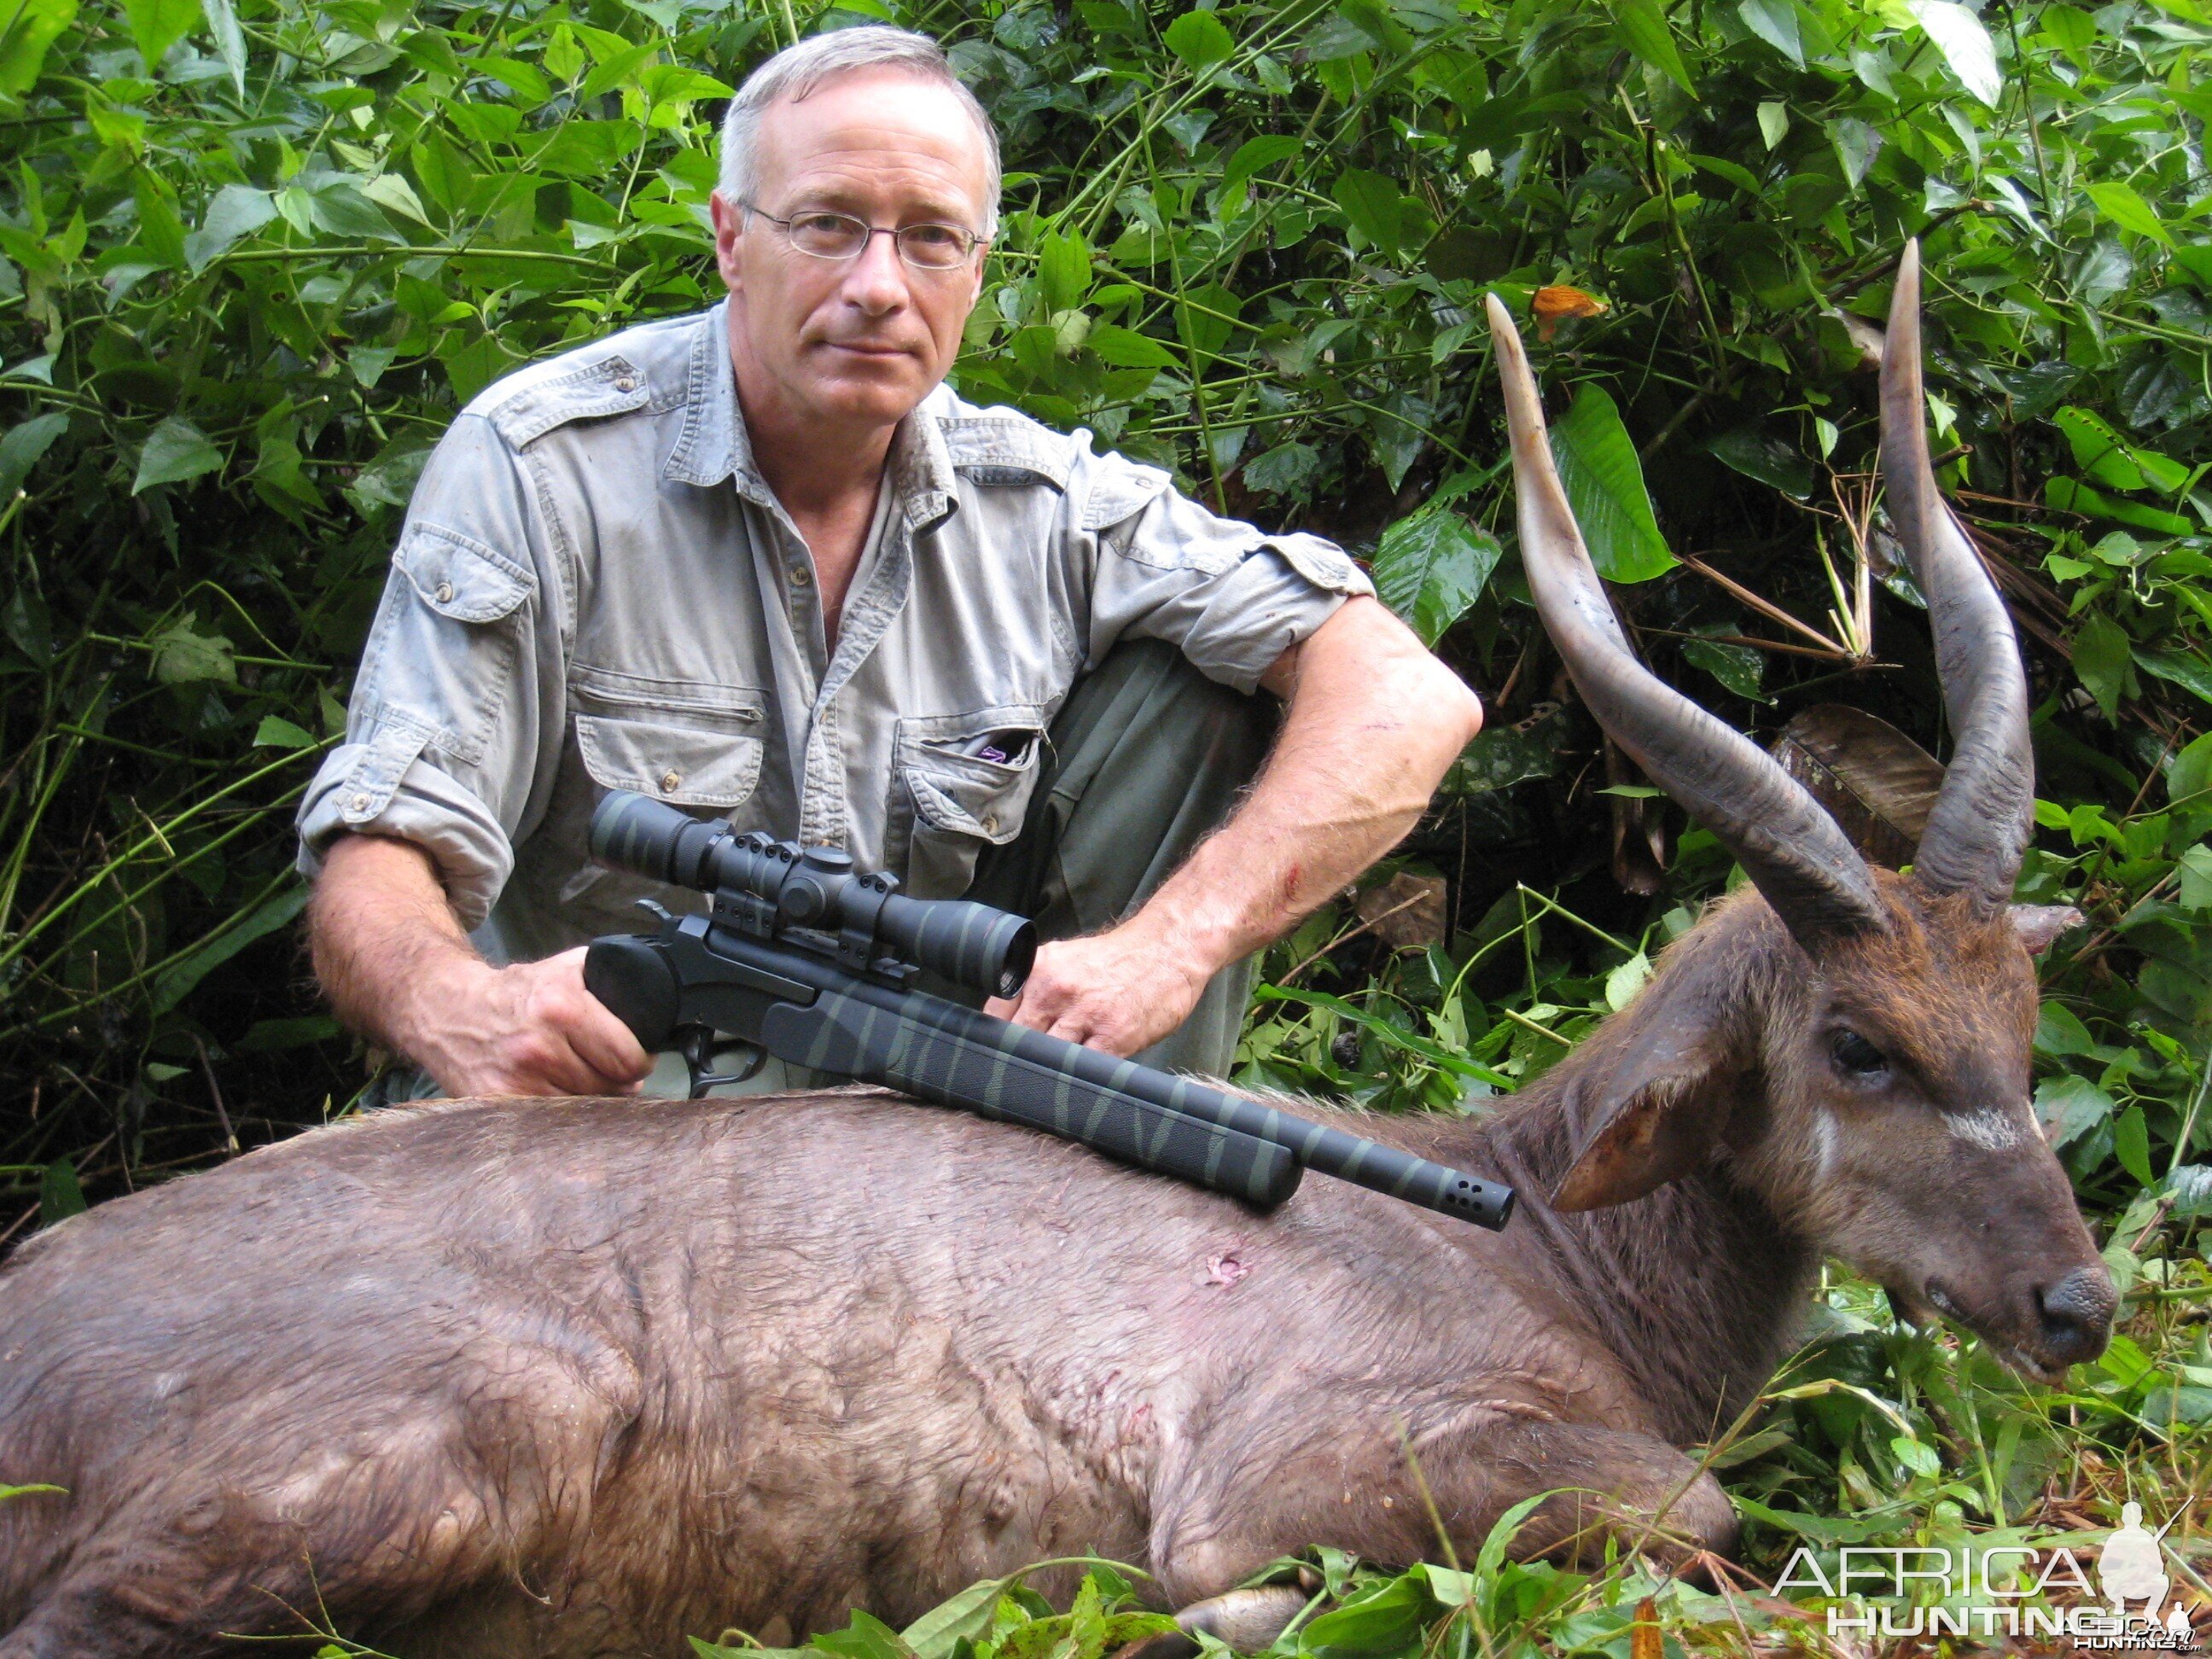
1945, 1105, 2025, 1152
1811, 1108, 1838, 1180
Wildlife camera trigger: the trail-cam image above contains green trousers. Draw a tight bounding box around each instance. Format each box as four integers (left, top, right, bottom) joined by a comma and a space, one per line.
392, 638, 1279, 1105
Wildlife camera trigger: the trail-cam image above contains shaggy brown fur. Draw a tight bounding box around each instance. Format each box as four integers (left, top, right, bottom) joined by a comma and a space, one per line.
0, 876, 2108, 1657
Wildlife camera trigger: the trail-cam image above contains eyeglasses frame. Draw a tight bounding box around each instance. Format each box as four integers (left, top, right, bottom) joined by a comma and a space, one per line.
736, 200, 988, 272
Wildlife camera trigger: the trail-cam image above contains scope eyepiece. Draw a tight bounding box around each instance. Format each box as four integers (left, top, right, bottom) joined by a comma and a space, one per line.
589, 791, 1036, 1000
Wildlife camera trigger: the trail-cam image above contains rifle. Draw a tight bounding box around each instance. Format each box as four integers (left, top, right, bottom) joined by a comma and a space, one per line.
582, 790, 1515, 1229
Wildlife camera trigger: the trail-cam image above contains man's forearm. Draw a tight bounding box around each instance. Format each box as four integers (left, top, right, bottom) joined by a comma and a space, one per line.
1126, 597, 1482, 974
307, 834, 488, 1057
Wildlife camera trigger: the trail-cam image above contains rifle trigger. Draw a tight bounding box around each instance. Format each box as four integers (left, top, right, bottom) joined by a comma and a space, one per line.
678, 1025, 770, 1098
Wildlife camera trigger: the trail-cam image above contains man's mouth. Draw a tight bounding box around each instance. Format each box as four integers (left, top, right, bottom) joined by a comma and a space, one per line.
824, 341, 911, 358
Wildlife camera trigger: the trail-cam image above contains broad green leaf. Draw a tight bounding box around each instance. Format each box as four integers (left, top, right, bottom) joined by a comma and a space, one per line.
39, 1157, 84, 1225
1611, 0, 1696, 94
147, 611, 234, 682
253, 714, 316, 748
1162, 9, 1235, 67
1756, 100, 1789, 149
1242, 440, 1318, 495
1039, 227, 1091, 313
1828, 117, 1881, 189
1905, 0, 2000, 104
0, 410, 67, 500
2085, 181, 2175, 248
1372, 509, 1502, 644
2113, 1104, 2156, 1189
1297, 1569, 1435, 1659
132, 416, 222, 492
1605, 951, 1652, 1010
360, 172, 431, 227
2072, 612, 2136, 719
1737, 0, 1802, 66
1549, 383, 1675, 583
1708, 425, 1813, 498
1684, 632, 1770, 701
1332, 167, 1402, 253
183, 183, 274, 271
149, 882, 309, 1013
1223, 134, 1301, 198
2054, 405, 2147, 491
125, 0, 200, 68
2177, 845, 2212, 911
0, 0, 75, 93
1086, 324, 1177, 369
2138, 649, 2212, 708
201, 0, 244, 94
2037, 1074, 2118, 1149
900, 1577, 1007, 1659
812, 1610, 913, 1659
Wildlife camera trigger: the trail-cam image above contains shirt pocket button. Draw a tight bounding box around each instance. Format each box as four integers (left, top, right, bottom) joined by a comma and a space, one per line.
434, 581, 455, 604
660, 770, 682, 794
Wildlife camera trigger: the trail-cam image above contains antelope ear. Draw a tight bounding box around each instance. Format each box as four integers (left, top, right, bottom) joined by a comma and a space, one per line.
2009, 904, 2082, 954
1549, 973, 1738, 1212
1550, 1074, 1724, 1211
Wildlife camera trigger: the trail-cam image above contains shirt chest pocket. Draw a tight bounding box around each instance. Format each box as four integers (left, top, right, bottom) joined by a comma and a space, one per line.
571, 665, 767, 810
356, 525, 535, 768
894, 706, 1046, 898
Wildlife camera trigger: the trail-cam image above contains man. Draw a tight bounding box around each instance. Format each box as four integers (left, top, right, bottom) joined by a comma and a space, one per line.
298, 26, 1482, 1098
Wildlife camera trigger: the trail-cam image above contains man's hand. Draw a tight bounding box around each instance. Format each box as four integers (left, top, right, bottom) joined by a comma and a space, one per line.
984, 917, 1208, 1057
409, 947, 653, 1098
309, 834, 652, 1099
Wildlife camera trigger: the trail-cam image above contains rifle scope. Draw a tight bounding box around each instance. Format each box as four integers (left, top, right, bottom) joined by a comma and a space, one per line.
590, 790, 1036, 1001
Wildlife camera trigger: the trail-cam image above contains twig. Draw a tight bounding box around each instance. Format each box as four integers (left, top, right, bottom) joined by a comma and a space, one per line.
191, 1033, 239, 1154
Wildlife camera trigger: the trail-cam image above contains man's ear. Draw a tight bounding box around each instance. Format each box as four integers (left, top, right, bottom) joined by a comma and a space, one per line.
1549, 969, 1738, 1212
2009, 904, 2082, 955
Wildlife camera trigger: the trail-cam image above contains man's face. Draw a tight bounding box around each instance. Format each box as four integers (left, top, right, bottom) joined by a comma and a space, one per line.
713, 68, 991, 434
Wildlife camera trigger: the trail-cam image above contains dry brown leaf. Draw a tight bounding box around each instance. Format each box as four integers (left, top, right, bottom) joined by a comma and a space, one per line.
1533, 284, 1609, 341
1356, 872, 1447, 951
1629, 1595, 1662, 1659
1771, 704, 1944, 869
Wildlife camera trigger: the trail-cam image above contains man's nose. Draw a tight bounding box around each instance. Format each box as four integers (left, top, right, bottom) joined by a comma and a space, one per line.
841, 230, 911, 314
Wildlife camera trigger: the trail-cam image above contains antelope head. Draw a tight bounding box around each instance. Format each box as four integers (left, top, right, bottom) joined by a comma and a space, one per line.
1486, 243, 2115, 1383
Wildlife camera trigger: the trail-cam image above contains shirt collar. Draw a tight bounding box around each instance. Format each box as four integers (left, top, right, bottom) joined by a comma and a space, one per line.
665, 301, 960, 536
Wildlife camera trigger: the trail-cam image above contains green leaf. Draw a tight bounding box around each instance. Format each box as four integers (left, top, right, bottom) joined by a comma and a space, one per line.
1162, 9, 1235, 68
1372, 509, 1502, 644
0, 0, 77, 94
1086, 323, 1177, 369
253, 714, 316, 748
148, 612, 235, 684
1549, 383, 1674, 583
901, 1578, 1009, 1659
201, 0, 245, 94
2168, 731, 2212, 806
39, 1156, 84, 1225
1223, 134, 1301, 198
149, 882, 309, 1014
1907, 0, 2001, 105
2035, 1073, 2115, 1149
1756, 100, 1789, 149
2176, 844, 2212, 911
1243, 440, 1318, 496
0, 410, 67, 501
1039, 227, 1091, 314
1708, 424, 1813, 498
1604, 951, 1652, 1010
125, 0, 200, 68
1683, 632, 1769, 701
1332, 167, 1402, 253
812, 1610, 914, 1659
1737, 0, 1802, 66
360, 172, 432, 228
2085, 181, 2175, 248
2138, 649, 2212, 708
2113, 1103, 2156, 1189
132, 416, 222, 492
1297, 1571, 1435, 1659
183, 183, 275, 271
2071, 611, 2137, 719
1611, 0, 1695, 93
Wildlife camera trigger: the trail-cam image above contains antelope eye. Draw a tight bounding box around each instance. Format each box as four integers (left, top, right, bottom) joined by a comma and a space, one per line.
1831, 1030, 1889, 1080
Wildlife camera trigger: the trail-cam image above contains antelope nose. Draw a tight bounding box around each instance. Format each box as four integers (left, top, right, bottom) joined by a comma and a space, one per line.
2035, 1266, 2116, 1364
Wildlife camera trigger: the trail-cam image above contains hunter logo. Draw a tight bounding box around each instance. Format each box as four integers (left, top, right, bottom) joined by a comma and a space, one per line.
1776, 1505, 2200, 1650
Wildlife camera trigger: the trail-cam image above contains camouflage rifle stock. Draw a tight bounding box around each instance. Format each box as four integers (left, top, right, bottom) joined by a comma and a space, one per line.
582, 791, 1516, 1229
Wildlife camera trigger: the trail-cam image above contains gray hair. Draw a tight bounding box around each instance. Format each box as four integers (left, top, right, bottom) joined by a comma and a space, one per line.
718, 26, 1001, 238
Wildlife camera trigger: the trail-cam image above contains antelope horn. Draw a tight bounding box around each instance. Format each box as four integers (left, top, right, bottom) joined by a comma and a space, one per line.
1879, 242, 2034, 909
1485, 294, 1888, 951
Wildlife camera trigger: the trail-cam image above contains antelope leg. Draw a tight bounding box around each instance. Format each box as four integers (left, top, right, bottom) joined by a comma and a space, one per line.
1151, 1413, 1740, 1608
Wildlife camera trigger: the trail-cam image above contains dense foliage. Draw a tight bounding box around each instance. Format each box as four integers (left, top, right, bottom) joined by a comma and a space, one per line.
0, 0, 2206, 1644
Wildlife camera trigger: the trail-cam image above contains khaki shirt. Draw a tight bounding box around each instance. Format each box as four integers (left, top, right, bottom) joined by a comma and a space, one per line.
296, 301, 1372, 964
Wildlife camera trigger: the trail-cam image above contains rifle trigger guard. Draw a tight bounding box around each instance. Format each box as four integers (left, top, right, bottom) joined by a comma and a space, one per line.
677, 1025, 770, 1099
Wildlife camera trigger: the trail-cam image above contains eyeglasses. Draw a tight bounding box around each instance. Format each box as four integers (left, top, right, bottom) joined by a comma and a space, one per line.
739, 201, 985, 271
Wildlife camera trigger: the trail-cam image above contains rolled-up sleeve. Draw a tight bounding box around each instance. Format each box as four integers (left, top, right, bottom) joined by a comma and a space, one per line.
296, 413, 561, 930
1077, 451, 1375, 694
